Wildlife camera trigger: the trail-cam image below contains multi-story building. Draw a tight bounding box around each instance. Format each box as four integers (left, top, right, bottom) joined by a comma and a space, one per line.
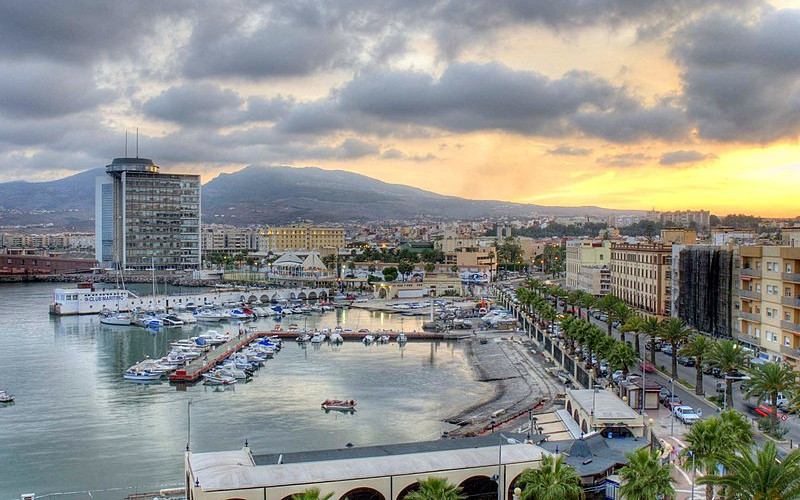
659, 210, 710, 229
782, 227, 800, 247
671, 245, 736, 338
737, 246, 800, 366
95, 157, 201, 270
711, 227, 757, 246
660, 228, 697, 245
610, 243, 672, 318
202, 226, 260, 258
261, 224, 345, 252
444, 248, 496, 280
566, 240, 610, 294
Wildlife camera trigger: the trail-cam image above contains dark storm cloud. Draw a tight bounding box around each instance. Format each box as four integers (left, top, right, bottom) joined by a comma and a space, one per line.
548, 145, 593, 156
672, 9, 800, 142
0, 61, 115, 119
338, 63, 620, 135
142, 84, 243, 126
0, 0, 191, 62
572, 100, 690, 143
337, 138, 380, 159
659, 150, 717, 165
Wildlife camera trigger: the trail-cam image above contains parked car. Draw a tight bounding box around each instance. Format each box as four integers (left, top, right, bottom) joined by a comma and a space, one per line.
661, 344, 674, 356
612, 370, 624, 383
659, 387, 672, 402
677, 356, 695, 367
639, 361, 655, 373
673, 406, 702, 424
663, 395, 683, 410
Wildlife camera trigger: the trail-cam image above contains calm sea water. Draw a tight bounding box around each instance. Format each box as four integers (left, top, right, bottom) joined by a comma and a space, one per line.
0, 283, 485, 500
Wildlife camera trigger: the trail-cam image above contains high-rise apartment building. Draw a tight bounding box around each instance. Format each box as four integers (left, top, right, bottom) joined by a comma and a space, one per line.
610, 243, 672, 318
261, 224, 345, 252
202, 226, 260, 257
95, 157, 201, 270
737, 246, 800, 366
566, 240, 610, 295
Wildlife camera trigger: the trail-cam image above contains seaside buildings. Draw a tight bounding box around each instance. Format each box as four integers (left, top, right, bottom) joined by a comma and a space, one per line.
261, 224, 345, 253
95, 157, 201, 271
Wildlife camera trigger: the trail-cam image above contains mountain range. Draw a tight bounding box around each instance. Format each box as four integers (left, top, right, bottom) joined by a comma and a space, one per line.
0, 165, 635, 229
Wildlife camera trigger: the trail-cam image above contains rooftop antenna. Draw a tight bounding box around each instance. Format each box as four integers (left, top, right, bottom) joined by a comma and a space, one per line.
124, 130, 128, 157
136, 127, 139, 158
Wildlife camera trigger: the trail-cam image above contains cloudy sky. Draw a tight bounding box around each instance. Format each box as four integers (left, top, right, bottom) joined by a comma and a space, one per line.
1, 0, 799, 216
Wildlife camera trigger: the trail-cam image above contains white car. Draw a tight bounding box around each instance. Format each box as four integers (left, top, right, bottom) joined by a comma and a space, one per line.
673, 405, 702, 424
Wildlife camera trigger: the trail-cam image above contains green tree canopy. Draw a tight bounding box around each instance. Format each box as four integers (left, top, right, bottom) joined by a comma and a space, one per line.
404, 477, 466, 500
518, 454, 584, 500
618, 447, 675, 500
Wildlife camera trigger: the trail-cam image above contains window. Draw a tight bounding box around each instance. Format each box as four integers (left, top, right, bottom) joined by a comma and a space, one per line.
786, 336, 791, 346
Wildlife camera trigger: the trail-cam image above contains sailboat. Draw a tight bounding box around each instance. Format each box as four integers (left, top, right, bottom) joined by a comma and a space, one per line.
99, 264, 132, 325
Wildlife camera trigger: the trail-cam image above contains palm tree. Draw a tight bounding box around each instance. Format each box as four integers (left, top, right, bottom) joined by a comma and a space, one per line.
618, 447, 675, 500
718, 409, 754, 447
699, 441, 800, 500
292, 488, 334, 500
567, 289, 583, 316
680, 334, 715, 396
659, 318, 692, 379
517, 453, 583, 500
745, 361, 797, 427
404, 477, 466, 500
607, 341, 638, 378
595, 335, 617, 375
576, 291, 596, 321
612, 302, 633, 343
708, 340, 749, 409
641, 316, 661, 365
595, 294, 620, 337
621, 315, 646, 355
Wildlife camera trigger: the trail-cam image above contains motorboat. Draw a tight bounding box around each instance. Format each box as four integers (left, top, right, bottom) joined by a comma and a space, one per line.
377, 335, 390, 344
202, 371, 236, 386
296, 332, 311, 343
228, 309, 251, 321
310, 332, 325, 344
195, 309, 226, 322
0, 390, 14, 403
175, 312, 197, 324
329, 332, 344, 344
161, 315, 185, 327
99, 310, 132, 326
397, 333, 408, 343
215, 366, 250, 380
362, 334, 375, 344
123, 370, 163, 381
321, 399, 357, 412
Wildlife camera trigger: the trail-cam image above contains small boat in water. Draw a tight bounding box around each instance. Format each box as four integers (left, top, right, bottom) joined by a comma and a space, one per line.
296, 332, 311, 343
310, 332, 325, 343
203, 371, 236, 386
397, 333, 408, 343
99, 310, 132, 326
362, 334, 375, 344
123, 370, 163, 381
321, 399, 357, 412
329, 332, 344, 343
377, 334, 390, 344
0, 390, 14, 403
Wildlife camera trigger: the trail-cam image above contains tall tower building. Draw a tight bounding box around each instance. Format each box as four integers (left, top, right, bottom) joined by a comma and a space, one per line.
95, 157, 201, 270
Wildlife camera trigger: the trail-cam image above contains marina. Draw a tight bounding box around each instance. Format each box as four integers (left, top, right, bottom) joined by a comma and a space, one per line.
0, 282, 490, 500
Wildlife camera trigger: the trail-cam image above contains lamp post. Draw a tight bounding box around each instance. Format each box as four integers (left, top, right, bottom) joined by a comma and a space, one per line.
670, 378, 675, 437
527, 410, 533, 440
648, 417, 655, 449
513, 487, 522, 500
688, 450, 696, 499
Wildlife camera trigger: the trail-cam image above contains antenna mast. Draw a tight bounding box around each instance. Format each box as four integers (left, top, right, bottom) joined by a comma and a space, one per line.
124, 130, 128, 157
136, 127, 139, 158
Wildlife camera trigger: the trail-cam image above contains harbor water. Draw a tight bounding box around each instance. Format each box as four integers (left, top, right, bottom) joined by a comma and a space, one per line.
0, 283, 486, 500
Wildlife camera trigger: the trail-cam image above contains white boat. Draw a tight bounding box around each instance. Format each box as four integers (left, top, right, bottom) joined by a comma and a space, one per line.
310, 333, 325, 343
0, 390, 14, 403
99, 311, 132, 326
195, 309, 226, 322
123, 370, 162, 381
329, 332, 344, 343
296, 333, 311, 342
397, 333, 408, 343
377, 334, 390, 344
215, 366, 250, 380
362, 334, 375, 344
203, 371, 236, 385
161, 315, 185, 327
175, 312, 197, 324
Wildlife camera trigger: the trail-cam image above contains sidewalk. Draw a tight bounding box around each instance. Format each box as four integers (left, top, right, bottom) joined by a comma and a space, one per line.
644, 407, 704, 499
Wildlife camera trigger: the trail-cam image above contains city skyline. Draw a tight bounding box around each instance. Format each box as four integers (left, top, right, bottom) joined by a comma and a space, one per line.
0, 1, 798, 217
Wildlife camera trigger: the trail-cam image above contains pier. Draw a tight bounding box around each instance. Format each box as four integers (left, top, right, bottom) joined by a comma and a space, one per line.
168, 329, 456, 382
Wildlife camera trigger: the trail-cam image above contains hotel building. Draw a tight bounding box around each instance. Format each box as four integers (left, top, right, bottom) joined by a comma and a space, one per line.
565, 240, 610, 295
610, 242, 672, 318
95, 157, 201, 270
261, 224, 345, 252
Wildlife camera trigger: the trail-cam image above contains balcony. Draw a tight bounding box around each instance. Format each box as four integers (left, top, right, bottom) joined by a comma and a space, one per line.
782, 296, 800, 308
783, 272, 800, 283
781, 320, 800, 335
780, 344, 800, 359
741, 268, 759, 277
739, 311, 760, 322
735, 332, 759, 346
739, 289, 761, 300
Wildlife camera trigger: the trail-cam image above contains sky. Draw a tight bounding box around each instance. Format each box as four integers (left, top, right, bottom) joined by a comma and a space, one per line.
0, 0, 799, 217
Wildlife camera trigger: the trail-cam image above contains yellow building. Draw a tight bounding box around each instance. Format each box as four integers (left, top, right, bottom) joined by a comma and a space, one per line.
660, 228, 697, 245
737, 246, 800, 366
444, 248, 496, 280
610, 243, 673, 318
262, 224, 345, 252
565, 240, 610, 293
782, 227, 800, 248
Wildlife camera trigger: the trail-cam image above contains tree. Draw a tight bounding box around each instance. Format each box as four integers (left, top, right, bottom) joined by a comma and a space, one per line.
424, 262, 435, 274
612, 302, 633, 343
745, 361, 796, 427
708, 340, 749, 409
450, 264, 459, 275
517, 453, 584, 500
642, 316, 661, 365
699, 441, 800, 500
680, 335, 716, 396
291, 488, 333, 500
659, 318, 692, 379
368, 264, 377, 275
618, 447, 675, 500
382, 266, 398, 282
607, 341, 638, 377
398, 260, 414, 281
404, 477, 465, 500
621, 315, 646, 357
595, 294, 620, 337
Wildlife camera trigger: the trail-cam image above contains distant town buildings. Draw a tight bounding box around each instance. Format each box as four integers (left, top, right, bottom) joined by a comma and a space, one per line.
202, 226, 260, 257
261, 224, 345, 253
95, 157, 201, 270
711, 227, 757, 246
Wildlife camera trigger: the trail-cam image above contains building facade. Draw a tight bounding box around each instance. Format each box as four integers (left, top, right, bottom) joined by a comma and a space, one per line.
610, 243, 672, 318
566, 240, 610, 293
96, 157, 201, 270
262, 225, 345, 252
737, 246, 800, 366
202, 226, 260, 257
660, 228, 697, 245
659, 210, 710, 229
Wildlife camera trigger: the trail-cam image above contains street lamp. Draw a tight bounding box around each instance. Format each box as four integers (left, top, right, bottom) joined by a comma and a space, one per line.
688, 450, 696, 499
513, 487, 522, 500
670, 378, 675, 437
648, 417, 655, 448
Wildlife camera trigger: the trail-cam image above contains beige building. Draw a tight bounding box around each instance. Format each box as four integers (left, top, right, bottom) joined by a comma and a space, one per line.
518, 237, 548, 265
564, 389, 645, 438
577, 266, 611, 296
434, 236, 480, 253
566, 240, 610, 292
712, 227, 757, 246
659, 210, 710, 228
660, 228, 697, 245
202, 226, 260, 257
610, 243, 673, 318
262, 224, 345, 252
737, 246, 800, 366
444, 248, 496, 279
782, 227, 800, 248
